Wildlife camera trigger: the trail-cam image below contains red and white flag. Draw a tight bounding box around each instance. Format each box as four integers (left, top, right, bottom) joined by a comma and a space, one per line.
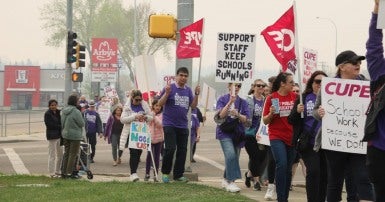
176, 18, 204, 59
261, 6, 296, 72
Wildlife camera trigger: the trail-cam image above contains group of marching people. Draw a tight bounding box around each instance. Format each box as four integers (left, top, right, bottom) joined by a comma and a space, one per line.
215, 1, 385, 201
44, 67, 202, 183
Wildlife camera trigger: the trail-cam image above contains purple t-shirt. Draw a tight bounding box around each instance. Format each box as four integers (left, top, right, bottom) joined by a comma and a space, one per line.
303, 93, 321, 145
131, 104, 144, 113
161, 83, 194, 129
251, 97, 264, 129
215, 94, 250, 140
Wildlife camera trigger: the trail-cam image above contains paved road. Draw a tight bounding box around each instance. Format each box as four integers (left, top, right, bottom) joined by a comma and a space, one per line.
0, 111, 317, 201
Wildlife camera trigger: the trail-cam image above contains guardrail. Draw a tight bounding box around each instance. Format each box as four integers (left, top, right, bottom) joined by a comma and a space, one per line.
0, 110, 46, 137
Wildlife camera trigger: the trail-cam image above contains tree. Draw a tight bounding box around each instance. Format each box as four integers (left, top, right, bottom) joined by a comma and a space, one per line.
40, 0, 174, 88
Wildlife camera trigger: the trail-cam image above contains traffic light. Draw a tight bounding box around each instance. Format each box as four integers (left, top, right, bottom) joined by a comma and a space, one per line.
76, 44, 86, 68
148, 14, 176, 39
71, 72, 83, 82
66, 31, 78, 63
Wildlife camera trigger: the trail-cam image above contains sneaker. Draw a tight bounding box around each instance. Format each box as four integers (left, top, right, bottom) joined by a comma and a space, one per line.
144, 174, 150, 181
113, 161, 117, 166
226, 182, 241, 192
253, 181, 261, 191
244, 172, 251, 188
175, 176, 188, 182
221, 179, 229, 189
70, 174, 82, 179
264, 184, 276, 201
162, 174, 170, 183
130, 173, 139, 182
153, 177, 159, 182
117, 158, 121, 164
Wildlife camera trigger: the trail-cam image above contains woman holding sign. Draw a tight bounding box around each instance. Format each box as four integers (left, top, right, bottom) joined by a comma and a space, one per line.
262, 72, 297, 202
214, 83, 249, 193
119, 90, 153, 182
288, 71, 327, 202
313, 50, 374, 201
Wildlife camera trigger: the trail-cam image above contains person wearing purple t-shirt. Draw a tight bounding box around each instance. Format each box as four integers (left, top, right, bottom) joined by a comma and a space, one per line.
364, 1, 385, 200
214, 83, 249, 192
158, 67, 200, 183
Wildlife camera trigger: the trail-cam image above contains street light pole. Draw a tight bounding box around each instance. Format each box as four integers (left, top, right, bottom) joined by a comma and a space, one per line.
316, 17, 338, 62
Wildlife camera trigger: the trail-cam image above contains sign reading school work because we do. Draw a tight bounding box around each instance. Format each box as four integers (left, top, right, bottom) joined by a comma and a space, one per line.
216, 33, 256, 83
321, 77, 370, 154
129, 121, 151, 150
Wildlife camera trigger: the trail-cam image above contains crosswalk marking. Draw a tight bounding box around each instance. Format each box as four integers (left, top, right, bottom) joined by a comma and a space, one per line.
3, 148, 30, 174
195, 155, 225, 171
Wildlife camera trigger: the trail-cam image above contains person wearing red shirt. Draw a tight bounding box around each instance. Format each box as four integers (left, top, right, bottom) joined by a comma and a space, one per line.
263, 72, 297, 202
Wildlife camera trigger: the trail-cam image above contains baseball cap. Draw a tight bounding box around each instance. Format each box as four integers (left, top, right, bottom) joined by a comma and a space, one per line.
335, 50, 365, 66
88, 100, 95, 106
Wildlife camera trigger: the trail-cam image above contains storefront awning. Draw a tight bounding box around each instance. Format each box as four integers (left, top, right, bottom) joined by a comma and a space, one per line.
40, 88, 65, 92
6, 88, 36, 91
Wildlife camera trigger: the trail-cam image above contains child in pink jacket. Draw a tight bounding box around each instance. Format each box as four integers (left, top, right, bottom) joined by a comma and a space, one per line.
144, 99, 164, 182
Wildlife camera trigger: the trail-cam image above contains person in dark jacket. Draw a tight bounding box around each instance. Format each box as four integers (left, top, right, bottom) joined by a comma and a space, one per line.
44, 99, 63, 178
288, 71, 327, 202
365, 1, 385, 200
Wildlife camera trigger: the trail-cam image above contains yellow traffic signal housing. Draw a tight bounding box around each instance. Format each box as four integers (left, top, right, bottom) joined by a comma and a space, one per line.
76, 44, 86, 69
71, 72, 83, 82
148, 14, 176, 39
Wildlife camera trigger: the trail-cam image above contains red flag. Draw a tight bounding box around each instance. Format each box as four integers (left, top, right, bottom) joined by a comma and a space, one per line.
176, 18, 204, 59
261, 6, 296, 72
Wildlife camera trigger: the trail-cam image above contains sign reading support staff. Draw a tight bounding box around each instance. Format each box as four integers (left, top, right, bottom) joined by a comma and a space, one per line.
216, 33, 256, 83
129, 121, 151, 150
321, 77, 370, 154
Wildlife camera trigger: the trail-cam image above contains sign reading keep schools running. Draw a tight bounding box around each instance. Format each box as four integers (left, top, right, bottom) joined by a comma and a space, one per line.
216, 33, 256, 83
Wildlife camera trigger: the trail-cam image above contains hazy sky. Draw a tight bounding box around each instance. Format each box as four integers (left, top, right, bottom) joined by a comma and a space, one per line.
0, 0, 374, 81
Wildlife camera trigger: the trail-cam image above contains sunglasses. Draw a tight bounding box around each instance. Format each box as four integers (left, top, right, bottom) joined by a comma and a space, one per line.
231, 83, 241, 88
134, 98, 142, 102
293, 90, 300, 93
255, 84, 266, 88
314, 79, 322, 84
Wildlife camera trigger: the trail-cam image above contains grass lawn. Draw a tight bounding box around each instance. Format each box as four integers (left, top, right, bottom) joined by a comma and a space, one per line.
0, 174, 253, 202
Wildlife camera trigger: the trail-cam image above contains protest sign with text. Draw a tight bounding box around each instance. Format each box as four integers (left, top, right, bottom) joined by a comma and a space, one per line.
321, 77, 370, 154
216, 33, 256, 83
302, 48, 318, 87
128, 121, 151, 150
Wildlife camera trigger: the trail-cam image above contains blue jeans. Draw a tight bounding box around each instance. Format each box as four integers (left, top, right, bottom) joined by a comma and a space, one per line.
161, 126, 188, 179
270, 140, 296, 202
219, 138, 241, 181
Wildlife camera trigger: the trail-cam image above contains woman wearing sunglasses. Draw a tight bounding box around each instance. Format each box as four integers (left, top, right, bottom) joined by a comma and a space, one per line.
288, 71, 327, 202
119, 89, 153, 182
214, 83, 249, 192
313, 50, 374, 201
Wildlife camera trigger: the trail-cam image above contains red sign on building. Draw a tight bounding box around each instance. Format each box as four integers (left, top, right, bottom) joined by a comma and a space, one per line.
4, 66, 40, 109
91, 38, 118, 64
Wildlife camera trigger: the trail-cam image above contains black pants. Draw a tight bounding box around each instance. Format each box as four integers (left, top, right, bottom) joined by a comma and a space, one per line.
324, 150, 374, 201
367, 146, 385, 202
244, 136, 268, 177
129, 148, 142, 174
301, 148, 327, 202
87, 133, 97, 160
161, 126, 188, 179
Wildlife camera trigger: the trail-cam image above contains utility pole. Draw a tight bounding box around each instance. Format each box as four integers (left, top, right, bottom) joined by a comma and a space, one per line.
177, 0, 195, 177
64, 0, 74, 101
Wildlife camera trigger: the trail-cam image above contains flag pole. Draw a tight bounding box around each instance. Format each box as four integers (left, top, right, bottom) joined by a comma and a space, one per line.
197, 18, 205, 84
293, 0, 304, 118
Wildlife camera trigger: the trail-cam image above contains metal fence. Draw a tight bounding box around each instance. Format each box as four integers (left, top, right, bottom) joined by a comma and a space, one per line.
0, 110, 46, 137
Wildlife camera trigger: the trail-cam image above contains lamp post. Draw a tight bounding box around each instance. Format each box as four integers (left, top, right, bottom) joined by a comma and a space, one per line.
316, 17, 338, 64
